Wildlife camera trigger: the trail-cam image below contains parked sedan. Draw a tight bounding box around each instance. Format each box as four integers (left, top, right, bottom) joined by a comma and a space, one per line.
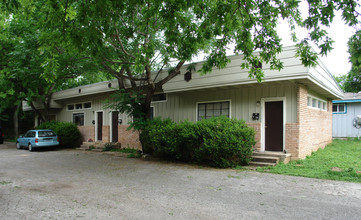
17, 130, 59, 151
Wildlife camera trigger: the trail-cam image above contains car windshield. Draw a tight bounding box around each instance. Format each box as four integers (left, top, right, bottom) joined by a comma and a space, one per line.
38, 131, 56, 137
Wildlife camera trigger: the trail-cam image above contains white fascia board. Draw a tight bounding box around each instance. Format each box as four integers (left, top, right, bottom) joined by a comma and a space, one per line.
163, 74, 309, 93
306, 75, 344, 99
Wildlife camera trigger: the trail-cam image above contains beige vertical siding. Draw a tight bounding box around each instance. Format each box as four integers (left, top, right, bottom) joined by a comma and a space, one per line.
55, 93, 131, 126
54, 82, 298, 125
152, 82, 298, 123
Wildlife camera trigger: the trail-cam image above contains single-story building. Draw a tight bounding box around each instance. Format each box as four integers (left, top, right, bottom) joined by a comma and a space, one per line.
332, 92, 361, 138
24, 46, 343, 160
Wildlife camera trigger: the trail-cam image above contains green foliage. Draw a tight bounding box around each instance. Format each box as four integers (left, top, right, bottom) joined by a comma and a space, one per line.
257, 139, 361, 183
35, 121, 81, 148
106, 89, 148, 131
338, 31, 361, 92
142, 116, 255, 168
103, 142, 122, 151
0, 1, 106, 122
103, 142, 115, 152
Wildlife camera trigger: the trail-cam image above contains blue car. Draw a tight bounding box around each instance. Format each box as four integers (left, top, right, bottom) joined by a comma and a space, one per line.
17, 129, 59, 151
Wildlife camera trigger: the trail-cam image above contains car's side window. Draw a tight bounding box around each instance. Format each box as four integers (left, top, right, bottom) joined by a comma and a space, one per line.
24, 131, 31, 137
31, 132, 36, 137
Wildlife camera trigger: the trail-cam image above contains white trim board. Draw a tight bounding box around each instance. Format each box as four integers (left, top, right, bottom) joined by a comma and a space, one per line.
261, 97, 286, 152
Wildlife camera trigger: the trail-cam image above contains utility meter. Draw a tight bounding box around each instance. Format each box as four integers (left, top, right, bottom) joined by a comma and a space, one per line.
357, 115, 361, 125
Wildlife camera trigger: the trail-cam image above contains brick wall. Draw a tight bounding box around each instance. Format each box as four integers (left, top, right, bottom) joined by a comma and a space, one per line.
118, 125, 142, 150
78, 125, 141, 150
78, 126, 95, 142
102, 126, 110, 142
297, 85, 332, 159
247, 123, 261, 151
285, 123, 299, 158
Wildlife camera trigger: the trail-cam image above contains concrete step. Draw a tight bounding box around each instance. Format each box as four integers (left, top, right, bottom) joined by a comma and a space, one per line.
251, 156, 279, 164
77, 142, 104, 151
249, 161, 277, 167
252, 151, 291, 164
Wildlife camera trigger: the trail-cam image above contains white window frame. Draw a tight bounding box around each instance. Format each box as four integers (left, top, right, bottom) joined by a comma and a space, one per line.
196, 99, 231, 121
67, 101, 92, 111
83, 102, 92, 109
72, 112, 85, 126
332, 103, 346, 113
307, 95, 327, 111
67, 104, 75, 111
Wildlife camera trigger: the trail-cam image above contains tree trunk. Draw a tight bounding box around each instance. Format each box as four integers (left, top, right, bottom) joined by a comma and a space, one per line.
13, 104, 20, 138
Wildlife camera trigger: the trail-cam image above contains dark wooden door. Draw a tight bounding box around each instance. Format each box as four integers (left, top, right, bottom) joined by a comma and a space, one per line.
111, 111, 119, 142
97, 112, 103, 141
265, 101, 283, 151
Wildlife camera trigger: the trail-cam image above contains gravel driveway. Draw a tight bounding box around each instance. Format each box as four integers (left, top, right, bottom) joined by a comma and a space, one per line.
1, 142, 361, 220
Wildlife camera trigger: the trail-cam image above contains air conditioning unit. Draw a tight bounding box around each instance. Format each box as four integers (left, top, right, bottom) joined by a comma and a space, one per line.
357, 115, 361, 125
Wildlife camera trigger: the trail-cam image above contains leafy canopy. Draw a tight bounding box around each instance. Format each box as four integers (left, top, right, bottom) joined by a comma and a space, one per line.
338, 31, 361, 92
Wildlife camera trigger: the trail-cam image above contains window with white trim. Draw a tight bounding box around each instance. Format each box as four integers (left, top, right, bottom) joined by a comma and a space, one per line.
332, 103, 346, 113
67, 104, 74, 110
67, 102, 92, 111
84, 102, 92, 109
307, 96, 327, 111
73, 113, 84, 126
198, 101, 230, 121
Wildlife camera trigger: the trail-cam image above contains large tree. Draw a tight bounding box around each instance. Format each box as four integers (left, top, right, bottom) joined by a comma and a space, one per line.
337, 30, 361, 92
58, 0, 359, 117
0, 1, 111, 135
2, 0, 360, 146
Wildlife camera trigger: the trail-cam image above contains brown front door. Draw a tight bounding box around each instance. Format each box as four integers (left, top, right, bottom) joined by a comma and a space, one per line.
97, 112, 103, 141
265, 101, 283, 151
111, 111, 119, 142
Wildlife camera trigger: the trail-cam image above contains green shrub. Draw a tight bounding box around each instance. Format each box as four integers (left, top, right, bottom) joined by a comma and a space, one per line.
141, 116, 255, 167
36, 121, 81, 148
193, 117, 255, 167
146, 118, 181, 158
103, 142, 122, 151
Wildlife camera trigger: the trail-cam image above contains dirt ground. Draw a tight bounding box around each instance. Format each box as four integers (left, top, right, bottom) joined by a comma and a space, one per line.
1, 142, 361, 220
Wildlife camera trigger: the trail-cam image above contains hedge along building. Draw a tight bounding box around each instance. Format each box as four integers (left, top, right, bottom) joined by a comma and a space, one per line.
23, 46, 343, 160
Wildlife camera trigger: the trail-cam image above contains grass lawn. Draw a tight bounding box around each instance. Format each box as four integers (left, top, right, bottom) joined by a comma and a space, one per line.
257, 139, 361, 183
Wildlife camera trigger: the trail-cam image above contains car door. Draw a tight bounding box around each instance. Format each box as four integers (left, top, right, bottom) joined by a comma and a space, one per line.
19, 131, 29, 147
27, 131, 36, 145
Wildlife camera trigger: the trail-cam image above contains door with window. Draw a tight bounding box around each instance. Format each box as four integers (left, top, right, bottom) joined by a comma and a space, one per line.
97, 112, 103, 141
265, 101, 283, 151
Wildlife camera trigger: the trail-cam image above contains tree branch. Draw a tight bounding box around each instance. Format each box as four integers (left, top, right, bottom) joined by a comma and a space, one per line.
156, 60, 185, 88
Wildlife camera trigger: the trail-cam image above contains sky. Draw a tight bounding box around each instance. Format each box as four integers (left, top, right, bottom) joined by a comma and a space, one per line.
277, 10, 357, 77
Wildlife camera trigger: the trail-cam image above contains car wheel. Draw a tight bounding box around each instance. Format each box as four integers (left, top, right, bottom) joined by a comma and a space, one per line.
16, 142, 21, 149
28, 143, 34, 152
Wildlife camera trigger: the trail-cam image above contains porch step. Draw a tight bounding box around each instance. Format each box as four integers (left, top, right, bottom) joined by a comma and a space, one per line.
76, 142, 104, 151
251, 156, 279, 164
252, 151, 292, 164
249, 161, 277, 167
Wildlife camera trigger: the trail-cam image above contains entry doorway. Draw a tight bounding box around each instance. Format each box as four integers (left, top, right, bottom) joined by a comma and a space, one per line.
111, 111, 119, 143
263, 100, 284, 152
97, 112, 103, 141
